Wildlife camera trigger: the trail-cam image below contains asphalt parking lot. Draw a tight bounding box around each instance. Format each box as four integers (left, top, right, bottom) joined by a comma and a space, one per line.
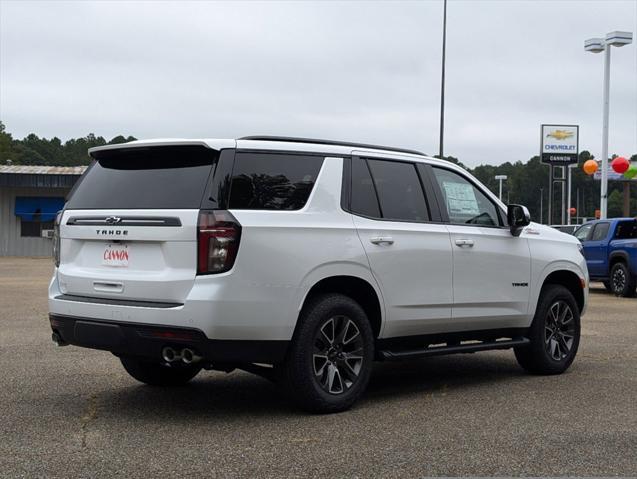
1, 258, 636, 478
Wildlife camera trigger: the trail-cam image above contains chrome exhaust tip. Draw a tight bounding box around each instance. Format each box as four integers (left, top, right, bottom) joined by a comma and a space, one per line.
52, 331, 68, 347
182, 348, 202, 364
161, 346, 180, 363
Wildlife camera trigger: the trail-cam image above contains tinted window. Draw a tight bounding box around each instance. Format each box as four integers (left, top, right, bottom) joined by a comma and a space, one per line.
432, 167, 500, 226
615, 221, 637, 239
66, 146, 217, 209
228, 153, 323, 210
350, 157, 381, 218
367, 160, 429, 222
574, 223, 592, 241
591, 222, 610, 241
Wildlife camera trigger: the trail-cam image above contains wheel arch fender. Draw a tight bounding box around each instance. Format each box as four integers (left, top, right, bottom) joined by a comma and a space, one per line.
532, 261, 587, 317
609, 250, 629, 267
295, 262, 386, 338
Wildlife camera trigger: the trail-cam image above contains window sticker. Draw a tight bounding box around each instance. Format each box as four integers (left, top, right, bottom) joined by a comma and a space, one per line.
442, 181, 479, 216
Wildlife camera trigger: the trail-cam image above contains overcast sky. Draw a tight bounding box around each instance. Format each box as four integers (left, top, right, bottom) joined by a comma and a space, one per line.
1, 0, 636, 167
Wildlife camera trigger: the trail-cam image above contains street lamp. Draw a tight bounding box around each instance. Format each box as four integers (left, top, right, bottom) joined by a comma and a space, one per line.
495, 175, 507, 201
585, 31, 633, 219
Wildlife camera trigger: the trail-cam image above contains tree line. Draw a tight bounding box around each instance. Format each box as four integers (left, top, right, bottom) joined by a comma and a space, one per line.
0, 121, 635, 222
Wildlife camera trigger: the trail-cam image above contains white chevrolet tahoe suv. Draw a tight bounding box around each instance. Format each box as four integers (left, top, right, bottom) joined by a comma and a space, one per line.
49, 136, 588, 412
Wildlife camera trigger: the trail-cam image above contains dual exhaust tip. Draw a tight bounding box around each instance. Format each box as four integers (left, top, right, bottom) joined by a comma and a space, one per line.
162, 346, 202, 365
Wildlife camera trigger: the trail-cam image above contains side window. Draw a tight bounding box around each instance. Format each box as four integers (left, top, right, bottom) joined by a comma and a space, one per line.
615, 221, 637, 239
228, 153, 324, 210
574, 223, 592, 241
350, 157, 381, 218
366, 159, 429, 222
432, 167, 500, 226
591, 222, 610, 241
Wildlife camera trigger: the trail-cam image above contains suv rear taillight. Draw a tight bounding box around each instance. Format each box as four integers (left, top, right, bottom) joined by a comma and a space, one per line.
53, 211, 62, 267
197, 210, 241, 274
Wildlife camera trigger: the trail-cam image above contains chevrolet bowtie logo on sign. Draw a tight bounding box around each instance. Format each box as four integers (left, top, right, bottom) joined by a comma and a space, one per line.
541, 124, 579, 165
546, 130, 574, 141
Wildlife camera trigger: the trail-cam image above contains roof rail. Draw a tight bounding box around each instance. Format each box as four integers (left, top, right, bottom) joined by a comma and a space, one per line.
238, 136, 426, 157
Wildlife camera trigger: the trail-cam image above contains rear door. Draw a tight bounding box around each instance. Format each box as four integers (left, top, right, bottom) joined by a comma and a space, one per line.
429, 166, 531, 329
57, 144, 228, 303
347, 156, 453, 337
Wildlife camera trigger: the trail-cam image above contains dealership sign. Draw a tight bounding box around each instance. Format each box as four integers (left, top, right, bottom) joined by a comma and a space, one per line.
540, 125, 579, 165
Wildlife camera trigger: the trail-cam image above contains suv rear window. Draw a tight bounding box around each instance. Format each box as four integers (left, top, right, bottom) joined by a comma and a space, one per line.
66, 146, 217, 209
228, 153, 324, 210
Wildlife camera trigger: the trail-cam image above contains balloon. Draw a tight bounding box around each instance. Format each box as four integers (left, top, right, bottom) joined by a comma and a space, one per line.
624, 165, 637, 180
611, 156, 629, 174
583, 159, 598, 175
569, 208, 576, 216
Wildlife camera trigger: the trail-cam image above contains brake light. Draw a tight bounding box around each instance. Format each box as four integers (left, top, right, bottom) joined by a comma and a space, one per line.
197, 210, 241, 274
53, 211, 62, 267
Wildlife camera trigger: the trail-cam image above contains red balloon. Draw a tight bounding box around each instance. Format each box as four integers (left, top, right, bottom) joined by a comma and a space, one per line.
611, 156, 630, 174
569, 208, 576, 216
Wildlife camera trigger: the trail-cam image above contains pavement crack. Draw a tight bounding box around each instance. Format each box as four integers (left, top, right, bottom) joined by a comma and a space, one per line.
79, 393, 99, 449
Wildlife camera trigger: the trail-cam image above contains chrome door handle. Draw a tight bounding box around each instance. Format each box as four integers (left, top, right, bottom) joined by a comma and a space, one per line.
370, 236, 394, 245
455, 239, 474, 247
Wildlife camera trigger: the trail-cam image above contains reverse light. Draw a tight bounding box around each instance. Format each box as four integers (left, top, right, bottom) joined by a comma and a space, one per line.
197, 210, 241, 274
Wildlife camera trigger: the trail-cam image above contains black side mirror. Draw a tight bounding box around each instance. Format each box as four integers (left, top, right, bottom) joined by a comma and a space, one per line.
508, 204, 531, 237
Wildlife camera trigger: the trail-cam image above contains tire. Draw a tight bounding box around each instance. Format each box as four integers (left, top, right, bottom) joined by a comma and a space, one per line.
602, 280, 612, 293
281, 293, 374, 413
514, 284, 580, 375
120, 357, 201, 386
609, 262, 636, 298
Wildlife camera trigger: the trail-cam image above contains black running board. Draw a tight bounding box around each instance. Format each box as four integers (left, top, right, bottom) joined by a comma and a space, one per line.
379, 337, 530, 361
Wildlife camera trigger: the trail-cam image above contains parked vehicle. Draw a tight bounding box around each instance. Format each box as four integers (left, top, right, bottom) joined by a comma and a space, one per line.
551, 224, 578, 235
49, 136, 588, 412
574, 218, 637, 297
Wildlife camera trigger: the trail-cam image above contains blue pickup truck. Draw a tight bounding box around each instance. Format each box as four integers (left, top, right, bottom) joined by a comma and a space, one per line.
574, 218, 637, 297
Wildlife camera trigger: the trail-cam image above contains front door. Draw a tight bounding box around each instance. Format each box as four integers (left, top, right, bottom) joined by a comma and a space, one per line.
430, 166, 531, 330
582, 222, 610, 277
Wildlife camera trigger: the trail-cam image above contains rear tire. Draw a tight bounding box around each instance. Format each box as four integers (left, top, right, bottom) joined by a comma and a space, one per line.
515, 284, 580, 375
281, 293, 374, 413
120, 357, 201, 386
609, 262, 636, 298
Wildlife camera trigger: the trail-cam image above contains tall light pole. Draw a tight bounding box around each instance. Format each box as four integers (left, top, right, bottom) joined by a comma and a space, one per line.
438, 0, 447, 158
495, 175, 507, 201
585, 31, 633, 219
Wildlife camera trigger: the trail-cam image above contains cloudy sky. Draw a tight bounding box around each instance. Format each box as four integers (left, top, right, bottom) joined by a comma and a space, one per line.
1, 0, 636, 167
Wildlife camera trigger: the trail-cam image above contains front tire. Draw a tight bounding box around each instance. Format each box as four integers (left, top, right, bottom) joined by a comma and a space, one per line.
609, 262, 636, 297
281, 294, 374, 413
602, 280, 612, 293
120, 357, 201, 386
515, 284, 580, 375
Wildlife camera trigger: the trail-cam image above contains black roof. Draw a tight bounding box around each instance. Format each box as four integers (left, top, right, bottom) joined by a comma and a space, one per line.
238, 136, 426, 157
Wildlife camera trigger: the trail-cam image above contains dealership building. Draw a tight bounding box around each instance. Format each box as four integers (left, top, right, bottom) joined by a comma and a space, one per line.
0, 165, 86, 257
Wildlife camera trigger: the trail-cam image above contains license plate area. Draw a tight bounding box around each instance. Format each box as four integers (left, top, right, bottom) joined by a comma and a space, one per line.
102, 243, 130, 267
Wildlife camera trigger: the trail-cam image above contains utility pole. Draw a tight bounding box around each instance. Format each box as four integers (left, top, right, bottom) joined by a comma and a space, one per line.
438, 0, 447, 158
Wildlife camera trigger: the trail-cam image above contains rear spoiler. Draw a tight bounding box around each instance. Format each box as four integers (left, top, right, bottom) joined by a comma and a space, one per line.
88, 139, 236, 158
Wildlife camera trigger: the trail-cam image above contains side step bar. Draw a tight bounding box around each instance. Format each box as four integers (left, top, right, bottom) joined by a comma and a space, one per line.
379, 337, 530, 361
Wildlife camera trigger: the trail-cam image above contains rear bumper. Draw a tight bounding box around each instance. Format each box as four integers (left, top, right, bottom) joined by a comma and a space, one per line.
49, 314, 289, 364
